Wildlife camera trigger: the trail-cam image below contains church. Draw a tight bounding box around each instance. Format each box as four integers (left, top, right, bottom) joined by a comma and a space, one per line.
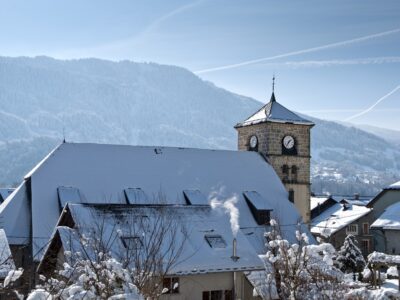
0, 89, 314, 299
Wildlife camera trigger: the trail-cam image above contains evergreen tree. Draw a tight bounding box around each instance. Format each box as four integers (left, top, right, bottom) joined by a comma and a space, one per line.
336, 234, 366, 273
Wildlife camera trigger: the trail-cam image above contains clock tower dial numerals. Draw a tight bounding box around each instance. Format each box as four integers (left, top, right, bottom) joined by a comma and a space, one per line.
283, 135, 295, 150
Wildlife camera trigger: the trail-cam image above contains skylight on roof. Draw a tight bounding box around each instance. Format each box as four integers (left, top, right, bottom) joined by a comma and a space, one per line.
205, 234, 226, 248
57, 186, 81, 210
124, 188, 147, 205
183, 190, 207, 205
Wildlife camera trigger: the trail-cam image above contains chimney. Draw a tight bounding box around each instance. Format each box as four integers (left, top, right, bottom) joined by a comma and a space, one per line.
231, 238, 239, 261
354, 193, 360, 200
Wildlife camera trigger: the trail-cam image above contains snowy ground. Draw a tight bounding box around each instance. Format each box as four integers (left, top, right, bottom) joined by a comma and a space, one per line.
346, 278, 400, 299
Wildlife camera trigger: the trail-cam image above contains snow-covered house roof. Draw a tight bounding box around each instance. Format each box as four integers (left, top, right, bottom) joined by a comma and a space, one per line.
311, 203, 371, 237
40, 203, 265, 276
339, 194, 373, 207
388, 181, 400, 190
310, 195, 338, 219
235, 93, 314, 128
371, 202, 400, 230
310, 196, 335, 210
0, 142, 308, 261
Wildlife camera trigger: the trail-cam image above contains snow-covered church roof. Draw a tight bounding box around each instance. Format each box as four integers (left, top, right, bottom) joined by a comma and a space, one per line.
0, 142, 308, 261
235, 93, 314, 128
40, 203, 265, 275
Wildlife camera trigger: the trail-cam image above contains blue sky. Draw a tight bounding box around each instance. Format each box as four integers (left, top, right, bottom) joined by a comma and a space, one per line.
0, 0, 399, 130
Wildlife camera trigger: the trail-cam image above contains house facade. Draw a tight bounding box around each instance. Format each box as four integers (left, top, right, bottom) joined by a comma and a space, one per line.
311, 201, 373, 256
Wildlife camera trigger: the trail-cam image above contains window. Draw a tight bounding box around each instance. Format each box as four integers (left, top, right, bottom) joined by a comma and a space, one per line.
361, 239, 370, 255
291, 165, 298, 182
291, 165, 298, 174
205, 234, 227, 248
256, 211, 271, 225
202, 290, 232, 300
288, 190, 294, 203
363, 223, 369, 235
163, 277, 179, 294
121, 236, 143, 251
346, 224, 358, 235
243, 191, 273, 225
282, 165, 289, 182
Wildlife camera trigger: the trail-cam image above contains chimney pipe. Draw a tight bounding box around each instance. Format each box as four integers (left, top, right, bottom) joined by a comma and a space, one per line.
354, 193, 360, 200
231, 238, 239, 261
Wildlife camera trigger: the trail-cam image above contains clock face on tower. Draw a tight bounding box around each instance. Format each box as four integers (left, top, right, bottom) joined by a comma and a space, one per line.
283, 135, 295, 150
249, 135, 258, 149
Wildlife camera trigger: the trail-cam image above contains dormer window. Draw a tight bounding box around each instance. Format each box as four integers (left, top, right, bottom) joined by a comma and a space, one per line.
205, 234, 227, 248
243, 191, 273, 225
183, 190, 207, 205
57, 186, 81, 212
124, 188, 147, 204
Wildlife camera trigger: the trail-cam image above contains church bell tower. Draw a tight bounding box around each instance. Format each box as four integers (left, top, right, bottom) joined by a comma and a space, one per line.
234, 80, 314, 223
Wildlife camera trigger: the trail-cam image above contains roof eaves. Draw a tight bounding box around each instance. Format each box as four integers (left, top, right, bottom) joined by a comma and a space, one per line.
171, 265, 265, 276
236, 118, 314, 128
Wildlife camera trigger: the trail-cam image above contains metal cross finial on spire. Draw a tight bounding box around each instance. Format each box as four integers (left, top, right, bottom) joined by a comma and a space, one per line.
272, 75, 275, 93
269, 75, 276, 102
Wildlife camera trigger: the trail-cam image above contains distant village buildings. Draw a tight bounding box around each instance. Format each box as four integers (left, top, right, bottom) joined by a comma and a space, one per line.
310, 182, 400, 258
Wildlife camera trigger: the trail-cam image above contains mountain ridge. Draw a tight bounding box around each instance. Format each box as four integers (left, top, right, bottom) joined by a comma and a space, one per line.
0, 56, 398, 194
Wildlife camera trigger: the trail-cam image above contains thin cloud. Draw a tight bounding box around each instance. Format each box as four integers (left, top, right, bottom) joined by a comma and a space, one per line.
263, 56, 400, 69
194, 28, 400, 74
135, 0, 205, 42
56, 0, 205, 58
344, 84, 400, 121
300, 108, 400, 114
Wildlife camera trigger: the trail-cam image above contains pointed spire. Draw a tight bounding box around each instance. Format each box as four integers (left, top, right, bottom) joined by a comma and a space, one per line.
270, 75, 276, 102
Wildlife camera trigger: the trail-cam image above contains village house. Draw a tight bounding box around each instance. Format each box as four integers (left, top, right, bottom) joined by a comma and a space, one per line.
310, 200, 373, 256
369, 181, 400, 254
